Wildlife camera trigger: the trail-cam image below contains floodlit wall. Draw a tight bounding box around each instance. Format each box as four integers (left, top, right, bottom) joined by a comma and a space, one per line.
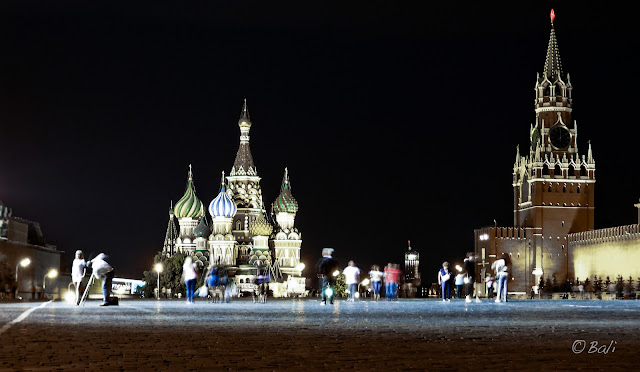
569, 225, 640, 281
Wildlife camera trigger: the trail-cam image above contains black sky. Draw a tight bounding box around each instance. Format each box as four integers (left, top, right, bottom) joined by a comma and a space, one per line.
1, 3, 639, 281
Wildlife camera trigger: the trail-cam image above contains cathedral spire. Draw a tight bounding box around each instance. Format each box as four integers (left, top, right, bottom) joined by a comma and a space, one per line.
543, 9, 563, 82
230, 99, 257, 176
163, 201, 178, 256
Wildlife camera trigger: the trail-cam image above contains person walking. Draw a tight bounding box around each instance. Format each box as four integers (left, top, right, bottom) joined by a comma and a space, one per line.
88, 253, 114, 306
315, 248, 339, 305
464, 253, 475, 302
438, 262, 452, 302
492, 254, 509, 303
71, 250, 87, 305
383, 263, 402, 301
182, 256, 198, 304
455, 272, 465, 299
369, 265, 384, 301
343, 261, 361, 302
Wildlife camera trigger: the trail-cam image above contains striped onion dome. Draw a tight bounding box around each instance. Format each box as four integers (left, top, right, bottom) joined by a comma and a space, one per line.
209, 183, 237, 218
174, 165, 205, 219
249, 211, 272, 236
272, 168, 298, 214
193, 218, 211, 238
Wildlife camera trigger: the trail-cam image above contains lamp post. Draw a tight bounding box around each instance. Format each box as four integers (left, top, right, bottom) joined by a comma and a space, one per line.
43, 269, 58, 300
43, 269, 58, 290
15, 258, 31, 299
154, 263, 163, 300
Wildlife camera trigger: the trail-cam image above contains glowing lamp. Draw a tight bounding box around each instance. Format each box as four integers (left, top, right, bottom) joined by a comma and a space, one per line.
361, 278, 370, 286
295, 263, 305, 272
47, 269, 58, 279
64, 291, 76, 304
20, 258, 31, 267
324, 287, 334, 297
332, 270, 339, 277
456, 265, 463, 272
550, 9, 555, 23
154, 263, 163, 273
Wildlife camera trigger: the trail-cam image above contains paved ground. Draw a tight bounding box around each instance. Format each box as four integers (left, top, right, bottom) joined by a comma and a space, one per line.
0, 297, 639, 371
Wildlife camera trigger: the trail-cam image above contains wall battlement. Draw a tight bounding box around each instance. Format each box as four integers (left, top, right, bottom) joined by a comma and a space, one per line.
568, 224, 640, 245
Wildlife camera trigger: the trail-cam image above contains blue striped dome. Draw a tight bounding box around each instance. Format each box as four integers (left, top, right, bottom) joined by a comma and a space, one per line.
209, 187, 237, 217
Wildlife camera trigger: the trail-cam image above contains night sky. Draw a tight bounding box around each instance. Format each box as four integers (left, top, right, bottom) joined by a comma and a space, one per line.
1, 4, 639, 281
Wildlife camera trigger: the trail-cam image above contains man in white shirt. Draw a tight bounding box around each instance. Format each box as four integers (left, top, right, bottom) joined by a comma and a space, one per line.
342, 261, 361, 302
88, 253, 114, 306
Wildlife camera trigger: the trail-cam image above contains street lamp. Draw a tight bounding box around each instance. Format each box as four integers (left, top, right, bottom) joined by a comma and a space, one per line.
43, 269, 58, 290
15, 258, 31, 299
154, 263, 163, 300
359, 278, 370, 298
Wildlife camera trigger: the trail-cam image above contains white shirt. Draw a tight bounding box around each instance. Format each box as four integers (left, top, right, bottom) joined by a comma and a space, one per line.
183, 262, 198, 281
492, 259, 508, 276
343, 266, 361, 285
72, 258, 86, 283
90, 254, 113, 279
455, 273, 465, 285
369, 270, 383, 282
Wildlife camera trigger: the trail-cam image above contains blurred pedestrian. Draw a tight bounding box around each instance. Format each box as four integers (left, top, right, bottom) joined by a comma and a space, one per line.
464, 253, 475, 302
315, 248, 339, 305
383, 263, 402, 301
438, 261, 452, 302
343, 261, 361, 302
369, 265, 383, 301
72, 250, 87, 305
486, 274, 495, 299
455, 272, 465, 299
492, 254, 509, 303
88, 253, 114, 306
182, 256, 198, 304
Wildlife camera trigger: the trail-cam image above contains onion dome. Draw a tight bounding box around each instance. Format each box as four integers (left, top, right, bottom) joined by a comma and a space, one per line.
209, 171, 238, 217
250, 210, 273, 236
174, 165, 205, 219
193, 218, 211, 238
272, 167, 298, 214
238, 98, 252, 128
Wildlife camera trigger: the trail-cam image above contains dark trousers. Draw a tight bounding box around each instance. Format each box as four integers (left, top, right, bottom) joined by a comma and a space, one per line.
102, 270, 114, 304
321, 277, 335, 304
465, 277, 474, 297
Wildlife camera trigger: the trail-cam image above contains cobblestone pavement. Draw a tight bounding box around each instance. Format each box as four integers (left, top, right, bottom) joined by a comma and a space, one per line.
1, 298, 639, 371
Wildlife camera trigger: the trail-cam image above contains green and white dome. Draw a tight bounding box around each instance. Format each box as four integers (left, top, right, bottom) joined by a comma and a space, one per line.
174, 165, 205, 219
272, 168, 298, 214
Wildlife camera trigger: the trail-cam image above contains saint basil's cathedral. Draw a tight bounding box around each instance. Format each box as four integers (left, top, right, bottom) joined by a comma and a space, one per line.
161, 101, 305, 296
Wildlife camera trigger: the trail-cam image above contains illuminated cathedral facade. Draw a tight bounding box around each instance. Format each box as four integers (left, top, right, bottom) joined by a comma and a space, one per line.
161, 101, 305, 296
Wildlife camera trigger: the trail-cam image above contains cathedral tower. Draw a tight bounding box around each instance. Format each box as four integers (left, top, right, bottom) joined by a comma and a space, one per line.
174, 165, 206, 255
512, 9, 595, 283
226, 99, 263, 262
208, 172, 238, 266
270, 168, 302, 277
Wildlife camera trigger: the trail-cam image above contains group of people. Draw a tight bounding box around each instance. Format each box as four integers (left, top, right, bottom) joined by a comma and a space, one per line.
71, 250, 115, 306
437, 252, 510, 303
314, 248, 404, 305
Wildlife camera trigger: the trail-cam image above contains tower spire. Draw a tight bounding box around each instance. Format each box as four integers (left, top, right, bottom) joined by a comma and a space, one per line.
543, 9, 563, 82
220, 171, 226, 190
230, 99, 257, 176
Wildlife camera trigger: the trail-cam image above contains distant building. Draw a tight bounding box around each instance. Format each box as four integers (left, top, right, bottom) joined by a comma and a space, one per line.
0, 200, 62, 298
161, 101, 305, 296
474, 10, 640, 296
402, 240, 421, 297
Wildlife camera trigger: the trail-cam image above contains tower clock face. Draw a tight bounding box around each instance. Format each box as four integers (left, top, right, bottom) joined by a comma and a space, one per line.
549, 125, 571, 149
